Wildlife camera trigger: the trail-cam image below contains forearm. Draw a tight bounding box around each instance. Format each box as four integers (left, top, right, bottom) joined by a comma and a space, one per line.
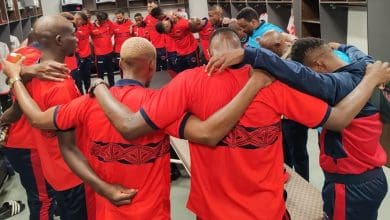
243, 48, 337, 103
19, 66, 34, 82
12, 80, 55, 129
184, 77, 262, 146
0, 102, 22, 125
324, 76, 377, 131
94, 84, 153, 140
59, 141, 108, 195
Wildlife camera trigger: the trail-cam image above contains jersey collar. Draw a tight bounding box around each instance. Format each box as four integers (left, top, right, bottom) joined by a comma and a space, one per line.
255, 20, 266, 32
115, 79, 144, 87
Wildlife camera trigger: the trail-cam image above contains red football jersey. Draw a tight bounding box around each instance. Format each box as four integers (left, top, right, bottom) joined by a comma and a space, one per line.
144, 14, 165, 48
320, 113, 387, 174
198, 18, 214, 61
131, 25, 150, 40
29, 74, 82, 190
64, 55, 78, 71
90, 21, 114, 56
6, 46, 42, 149
168, 17, 198, 56
112, 19, 133, 53
75, 24, 91, 58
141, 65, 330, 219
165, 34, 176, 53
54, 79, 176, 220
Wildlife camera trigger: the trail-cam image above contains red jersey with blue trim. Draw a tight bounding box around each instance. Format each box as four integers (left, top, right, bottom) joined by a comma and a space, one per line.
165, 34, 176, 53
198, 18, 214, 61
6, 46, 42, 149
319, 113, 387, 174
54, 79, 179, 220
168, 17, 198, 56
75, 24, 91, 58
90, 21, 114, 56
140, 65, 330, 219
64, 55, 78, 71
29, 72, 82, 190
131, 24, 150, 40
112, 19, 133, 53
144, 14, 165, 48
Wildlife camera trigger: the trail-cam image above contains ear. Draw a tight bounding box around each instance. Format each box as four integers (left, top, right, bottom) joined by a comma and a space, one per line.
55, 35, 63, 46
149, 59, 155, 73
251, 19, 258, 27
314, 59, 327, 72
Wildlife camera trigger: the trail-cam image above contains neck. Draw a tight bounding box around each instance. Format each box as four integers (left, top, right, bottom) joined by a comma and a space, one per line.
40, 49, 66, 63
331, 59, 347, 72
254, 21, 261, 30
122, 69, 148, 86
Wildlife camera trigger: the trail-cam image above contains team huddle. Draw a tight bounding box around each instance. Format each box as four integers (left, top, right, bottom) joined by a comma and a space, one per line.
0, 0, 389, 220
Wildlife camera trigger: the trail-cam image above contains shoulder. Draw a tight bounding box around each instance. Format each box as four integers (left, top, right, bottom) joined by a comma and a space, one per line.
50, 78, 80, 96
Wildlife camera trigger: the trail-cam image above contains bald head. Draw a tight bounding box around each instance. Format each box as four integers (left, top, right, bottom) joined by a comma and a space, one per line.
209, 28, 241, 57
228, 19, 247, 42
209, 5, 223, 14
60, 12, 74, 21
33, 15, 77, 56
208, 5, 223, 26
259, 31, 296, 57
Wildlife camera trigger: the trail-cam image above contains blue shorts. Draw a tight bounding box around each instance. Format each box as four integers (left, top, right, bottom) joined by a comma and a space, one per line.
322, 167, 387, 220
176, 50, 199, 73
167, 51, 181, 73
156, 47, 167, 71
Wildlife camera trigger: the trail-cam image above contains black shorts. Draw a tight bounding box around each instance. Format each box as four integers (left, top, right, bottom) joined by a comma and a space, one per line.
156, 47, 167, 71
322, 168, 388, 220
167, 51, 181, 73
176, 50, 199, 73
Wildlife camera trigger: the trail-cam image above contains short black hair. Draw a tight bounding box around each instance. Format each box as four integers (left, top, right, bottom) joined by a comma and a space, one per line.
96, 11, 108, 22
148, 0, 158, 4
155, 21, 165, 34
115, 10, 125, 15
134, 13, 142, 18
236, 7, 259, 21
150, 7, 164, 19
290, 37, 326, 64
75, 12, 88, 23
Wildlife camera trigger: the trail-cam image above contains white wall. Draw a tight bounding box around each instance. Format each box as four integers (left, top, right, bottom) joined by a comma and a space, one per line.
41, 0, 61, 15
347, 8, 368, 53
188, 0, 208, 18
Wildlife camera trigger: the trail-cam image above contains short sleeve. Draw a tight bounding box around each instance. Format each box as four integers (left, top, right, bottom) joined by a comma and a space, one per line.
163, 113, 192, 138
264, 82, 331, 128
140, 70, 193, 129
54, 96, 89, 131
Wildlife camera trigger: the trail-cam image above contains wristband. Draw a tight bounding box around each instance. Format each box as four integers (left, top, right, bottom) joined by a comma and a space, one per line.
6, 76, 22, 89
89, 80, 109, 97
